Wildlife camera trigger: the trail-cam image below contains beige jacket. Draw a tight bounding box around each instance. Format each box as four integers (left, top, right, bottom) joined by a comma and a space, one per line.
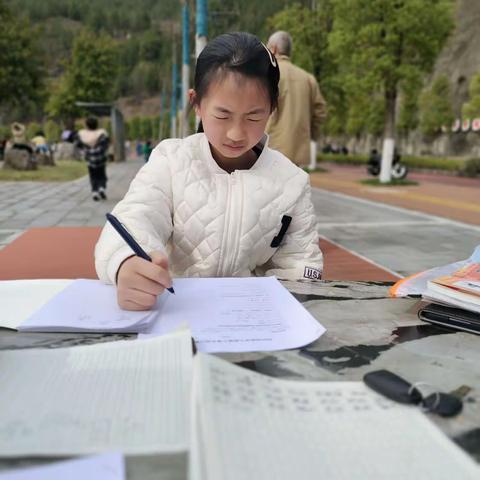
266, 56, 327, 166
95, 133, 323, 284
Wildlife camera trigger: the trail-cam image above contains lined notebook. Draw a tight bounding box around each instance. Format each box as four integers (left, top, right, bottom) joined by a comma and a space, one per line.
0, 330, 192, 456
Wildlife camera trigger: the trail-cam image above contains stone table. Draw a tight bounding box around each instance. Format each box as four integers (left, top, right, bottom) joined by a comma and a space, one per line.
0, 280, 479, 478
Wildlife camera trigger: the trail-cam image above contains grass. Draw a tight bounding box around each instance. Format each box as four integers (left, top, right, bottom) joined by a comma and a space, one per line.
0, 160, 87, 182
303, 166, 328, 173
360, 178, 419, 186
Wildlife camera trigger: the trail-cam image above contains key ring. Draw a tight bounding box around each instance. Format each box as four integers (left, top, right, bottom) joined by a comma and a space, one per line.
408, 382, 441, 412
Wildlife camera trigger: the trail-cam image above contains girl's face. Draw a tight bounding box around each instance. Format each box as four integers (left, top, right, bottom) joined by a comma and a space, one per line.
194, 72, 271, 171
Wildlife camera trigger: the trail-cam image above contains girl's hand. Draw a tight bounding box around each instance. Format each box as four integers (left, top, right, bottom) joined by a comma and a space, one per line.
116, 251, 172, 310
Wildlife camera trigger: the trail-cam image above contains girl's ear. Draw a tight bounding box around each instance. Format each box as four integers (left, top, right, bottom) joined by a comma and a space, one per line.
189, 89, 200, 115
188, 89, 196, 106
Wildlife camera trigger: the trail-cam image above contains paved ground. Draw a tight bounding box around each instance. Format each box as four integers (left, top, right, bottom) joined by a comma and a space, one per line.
0, 159, 478, 277
0, 158, 143, 248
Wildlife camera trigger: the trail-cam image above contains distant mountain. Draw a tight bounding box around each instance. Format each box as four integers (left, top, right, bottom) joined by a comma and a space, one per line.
431, 0, 480, 115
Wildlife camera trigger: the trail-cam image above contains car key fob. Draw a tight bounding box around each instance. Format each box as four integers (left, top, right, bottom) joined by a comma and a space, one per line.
363, 369, 422, 405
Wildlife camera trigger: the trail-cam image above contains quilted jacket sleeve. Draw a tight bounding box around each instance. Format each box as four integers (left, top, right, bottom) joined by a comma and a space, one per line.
260, 177, 323, 281
95, 142, 174, 284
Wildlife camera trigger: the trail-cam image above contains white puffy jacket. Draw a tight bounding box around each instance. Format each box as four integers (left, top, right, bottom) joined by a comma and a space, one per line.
95, 133, 323, 284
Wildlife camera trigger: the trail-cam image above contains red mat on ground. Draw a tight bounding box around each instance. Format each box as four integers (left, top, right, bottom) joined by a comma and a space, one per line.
0, 227, 101, 280
0, 228, 400, 282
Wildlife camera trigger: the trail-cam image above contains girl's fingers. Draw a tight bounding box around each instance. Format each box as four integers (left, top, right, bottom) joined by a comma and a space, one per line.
139, 258, 173, 289
125, 273, 165, 296
123, 288, 157, 309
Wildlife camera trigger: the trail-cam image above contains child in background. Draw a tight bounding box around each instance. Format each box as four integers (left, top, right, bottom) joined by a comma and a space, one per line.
95, 32, 323, 311
75, 117, 110, 201
143, 140, 153, 162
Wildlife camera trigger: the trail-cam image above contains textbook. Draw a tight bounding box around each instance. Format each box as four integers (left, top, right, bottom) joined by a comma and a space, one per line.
424, 263, 480, 314
429, 263, 480, 298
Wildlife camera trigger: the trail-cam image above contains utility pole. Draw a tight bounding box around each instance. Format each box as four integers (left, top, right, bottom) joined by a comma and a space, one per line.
159, 82, 166, 141
181, 1, 190, 137
170, 41, 178, 138
196, 0, 207, 58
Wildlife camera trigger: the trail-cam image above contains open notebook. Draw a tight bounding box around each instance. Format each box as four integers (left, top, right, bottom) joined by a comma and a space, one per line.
190, 353, 480, 480
0, 330, 192, 456
0, 279, 160, 333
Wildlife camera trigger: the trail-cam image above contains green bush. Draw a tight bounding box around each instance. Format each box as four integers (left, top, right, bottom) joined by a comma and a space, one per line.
402, 156, 463, 172
318, 152, 464, 172
317, 153, 368, 165
461, 158, 480, 177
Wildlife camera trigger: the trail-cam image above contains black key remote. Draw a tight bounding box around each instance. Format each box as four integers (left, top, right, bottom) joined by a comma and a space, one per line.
364, 370, 422, 405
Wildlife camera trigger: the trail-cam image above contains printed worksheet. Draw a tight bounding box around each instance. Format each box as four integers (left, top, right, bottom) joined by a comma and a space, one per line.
0, 330, 192, 456
141, 276, 325, 352
190, 354, 480, 480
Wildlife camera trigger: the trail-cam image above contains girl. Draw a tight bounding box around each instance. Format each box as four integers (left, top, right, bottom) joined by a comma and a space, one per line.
95, 32, 323, 311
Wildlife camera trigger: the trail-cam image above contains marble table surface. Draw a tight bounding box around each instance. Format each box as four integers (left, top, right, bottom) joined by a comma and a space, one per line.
1, 280, 479, 478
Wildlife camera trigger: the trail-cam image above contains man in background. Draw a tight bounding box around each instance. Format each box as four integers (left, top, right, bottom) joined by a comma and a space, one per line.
266, 31, 327, 166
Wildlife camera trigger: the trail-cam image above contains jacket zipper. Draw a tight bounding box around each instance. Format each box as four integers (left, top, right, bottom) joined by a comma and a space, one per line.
218, 172, 241, 276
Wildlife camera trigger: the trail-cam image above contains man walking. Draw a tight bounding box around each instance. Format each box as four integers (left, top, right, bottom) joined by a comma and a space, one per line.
266, 31, 327, 166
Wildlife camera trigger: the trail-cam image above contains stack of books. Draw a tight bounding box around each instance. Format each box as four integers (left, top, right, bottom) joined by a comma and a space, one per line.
420, 263, 480, 334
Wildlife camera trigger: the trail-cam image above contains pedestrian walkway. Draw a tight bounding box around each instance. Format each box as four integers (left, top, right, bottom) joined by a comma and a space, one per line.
0, 158, 143, 248
310, 163, 480, 226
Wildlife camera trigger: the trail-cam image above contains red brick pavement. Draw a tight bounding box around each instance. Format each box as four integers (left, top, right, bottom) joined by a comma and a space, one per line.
0, 227, 400, 282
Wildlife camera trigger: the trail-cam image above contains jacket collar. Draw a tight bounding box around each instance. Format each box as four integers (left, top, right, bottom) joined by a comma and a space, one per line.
199, 133, 271, 174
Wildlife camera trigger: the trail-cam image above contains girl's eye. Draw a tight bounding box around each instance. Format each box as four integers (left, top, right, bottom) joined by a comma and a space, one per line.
214, 116, 229, 120
247, 118, 261, 122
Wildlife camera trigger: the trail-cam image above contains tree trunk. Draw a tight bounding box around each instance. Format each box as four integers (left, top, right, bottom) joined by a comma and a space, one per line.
380, 89, 397, 183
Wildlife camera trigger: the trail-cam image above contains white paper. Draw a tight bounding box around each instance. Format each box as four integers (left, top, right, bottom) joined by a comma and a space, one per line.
0, 453, 125, 480
0, 279, 72, 330
141, 277, 325, 352
17, 279, 159, 333
0, 330, 192, 456
190, 354, 480, 480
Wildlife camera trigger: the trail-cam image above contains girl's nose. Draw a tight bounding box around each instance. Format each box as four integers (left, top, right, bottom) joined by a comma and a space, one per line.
226, 124, 245, 142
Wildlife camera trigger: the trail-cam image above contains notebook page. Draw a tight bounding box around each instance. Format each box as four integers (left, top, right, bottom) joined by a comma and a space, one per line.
141, 277, 325, 352
191, 354, 480, 480
0, 331, 192, 456
0, 279, 72, 329
0, 452, 124, 480
18, 279, 158, 332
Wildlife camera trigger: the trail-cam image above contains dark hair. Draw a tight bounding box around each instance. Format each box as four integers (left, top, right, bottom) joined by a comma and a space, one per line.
194, 32, 280, 132
36, 130, 45, 137
86, 116, 98, 130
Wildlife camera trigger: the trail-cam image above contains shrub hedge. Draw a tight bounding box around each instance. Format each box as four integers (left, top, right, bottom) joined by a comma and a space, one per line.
317, 153, 471, 174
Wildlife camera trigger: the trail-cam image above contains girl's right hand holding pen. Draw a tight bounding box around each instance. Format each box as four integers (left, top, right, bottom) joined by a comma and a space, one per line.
116, 251, 173, 311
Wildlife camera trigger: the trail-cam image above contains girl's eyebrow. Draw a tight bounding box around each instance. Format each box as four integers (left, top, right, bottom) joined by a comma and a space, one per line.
214, 106, 266, 115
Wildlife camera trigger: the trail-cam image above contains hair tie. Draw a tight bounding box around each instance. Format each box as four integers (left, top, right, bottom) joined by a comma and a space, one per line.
261, 42, 277, 68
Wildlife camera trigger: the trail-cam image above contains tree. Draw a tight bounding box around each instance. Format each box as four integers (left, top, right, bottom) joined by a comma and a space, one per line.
47, 29, 118, 120
129, 117, 142, 140
419, 75, 454, 136
462, 73, 480, 118
0, 1, 45, 109
329, 0, 453, 181
266, 2, 344, 134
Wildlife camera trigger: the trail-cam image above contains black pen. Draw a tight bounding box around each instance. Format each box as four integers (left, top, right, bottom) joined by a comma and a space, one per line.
106, 213, 175, 294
